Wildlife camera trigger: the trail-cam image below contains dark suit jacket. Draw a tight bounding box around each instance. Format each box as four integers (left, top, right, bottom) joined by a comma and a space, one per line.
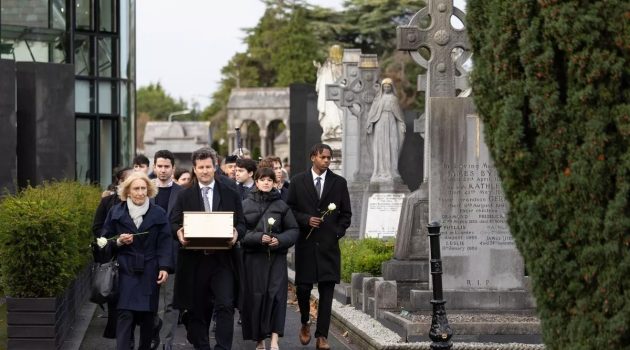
287, 169, 351, 283
170, 178, 246, 310
152, 183, 183, 270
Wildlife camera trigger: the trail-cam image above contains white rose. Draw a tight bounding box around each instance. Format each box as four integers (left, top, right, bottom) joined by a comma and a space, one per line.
328, 203, 337, 211
96, 237, 108, 249
268, 217, 276, 226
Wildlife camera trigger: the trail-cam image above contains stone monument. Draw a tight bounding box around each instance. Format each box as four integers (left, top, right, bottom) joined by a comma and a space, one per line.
359, 78, 410, 240
314, 45, 344, 173
326, 51, 380, 238
424, 98, 530, 297
386, 0, 534, 311
383, 0, 472, 300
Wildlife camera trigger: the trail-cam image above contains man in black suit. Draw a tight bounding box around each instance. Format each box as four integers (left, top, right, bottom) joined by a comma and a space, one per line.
287, 143, 352, 350
151, 150, 183, 350
170, 147, 245, 350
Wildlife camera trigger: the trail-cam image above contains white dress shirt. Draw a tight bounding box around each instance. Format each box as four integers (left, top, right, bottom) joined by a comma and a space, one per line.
311, 169, 327, 197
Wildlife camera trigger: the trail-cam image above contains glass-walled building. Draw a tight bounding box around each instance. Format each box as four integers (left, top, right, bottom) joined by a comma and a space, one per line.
0, 0, 135, 186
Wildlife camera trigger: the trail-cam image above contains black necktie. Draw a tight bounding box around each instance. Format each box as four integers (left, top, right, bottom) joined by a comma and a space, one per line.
315, 177, 322, 199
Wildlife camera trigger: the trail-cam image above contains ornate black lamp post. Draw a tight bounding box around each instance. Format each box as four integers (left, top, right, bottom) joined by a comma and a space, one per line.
427, 221, 453, 349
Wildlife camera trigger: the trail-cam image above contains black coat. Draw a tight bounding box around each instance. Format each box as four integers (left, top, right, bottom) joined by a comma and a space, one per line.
102, 202, 173, 312
92, 194, 120, 238
153, 183, 183, 271
241, 189, 299, 254
169, 178, 246, 310
240, 189, 299, 340
287, 170, 352, 284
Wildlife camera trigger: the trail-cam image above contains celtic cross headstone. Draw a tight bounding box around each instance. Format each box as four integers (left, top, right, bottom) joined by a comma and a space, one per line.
326, 52, 380, 182
385, 1, 534, 313
326, 50, 381, 238
383, 0, 471, 290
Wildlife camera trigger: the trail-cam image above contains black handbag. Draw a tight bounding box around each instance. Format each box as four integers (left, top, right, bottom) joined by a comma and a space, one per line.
90, 259, 119, 305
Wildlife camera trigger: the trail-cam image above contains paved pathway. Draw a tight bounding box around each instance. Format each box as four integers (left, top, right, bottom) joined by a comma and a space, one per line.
80, 292, 353, 349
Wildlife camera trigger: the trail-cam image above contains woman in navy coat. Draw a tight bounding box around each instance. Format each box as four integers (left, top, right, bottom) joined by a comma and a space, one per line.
102, 171, 172, 350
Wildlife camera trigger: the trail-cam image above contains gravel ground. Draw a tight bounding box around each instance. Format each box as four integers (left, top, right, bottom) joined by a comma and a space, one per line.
333, 300, 403, 344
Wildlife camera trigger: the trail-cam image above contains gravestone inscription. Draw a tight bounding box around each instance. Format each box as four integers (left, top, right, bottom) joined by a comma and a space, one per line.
364, 193, 406, 239
429, 97, 524, 290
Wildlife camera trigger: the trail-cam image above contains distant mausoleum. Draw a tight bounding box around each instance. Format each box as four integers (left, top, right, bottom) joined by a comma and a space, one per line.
143, 121, 211, 171
227, 88, 290, 163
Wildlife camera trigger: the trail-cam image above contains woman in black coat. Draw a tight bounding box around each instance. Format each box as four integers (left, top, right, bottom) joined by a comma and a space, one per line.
240, 167, 299, 350
102, 172, 172, 350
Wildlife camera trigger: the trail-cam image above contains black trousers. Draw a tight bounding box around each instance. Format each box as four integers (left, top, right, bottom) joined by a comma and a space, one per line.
186, 254, 235, 350
296, 281, 335, 338
116, 310, 153, 350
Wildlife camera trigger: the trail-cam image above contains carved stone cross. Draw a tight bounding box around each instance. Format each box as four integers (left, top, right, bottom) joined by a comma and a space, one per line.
326, 53, 380, 118
326, 51, 380, 182
397, 1, 470, 98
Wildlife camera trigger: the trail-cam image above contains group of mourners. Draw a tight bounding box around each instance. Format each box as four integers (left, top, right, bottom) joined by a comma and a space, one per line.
92, 143, 352, 350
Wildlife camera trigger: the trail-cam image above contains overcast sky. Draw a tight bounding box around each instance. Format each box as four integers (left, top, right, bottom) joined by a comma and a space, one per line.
137, 0, 466, 110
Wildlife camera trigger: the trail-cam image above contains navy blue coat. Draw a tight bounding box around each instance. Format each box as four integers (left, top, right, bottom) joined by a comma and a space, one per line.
103, 202, 173, 312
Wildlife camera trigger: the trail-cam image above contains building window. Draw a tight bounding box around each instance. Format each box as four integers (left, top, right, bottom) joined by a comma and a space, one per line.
1, 0, 134, 186
76, 118, 92, 183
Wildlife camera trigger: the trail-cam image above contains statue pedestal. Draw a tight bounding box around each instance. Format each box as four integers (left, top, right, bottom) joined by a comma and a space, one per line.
345, 180, 368, 239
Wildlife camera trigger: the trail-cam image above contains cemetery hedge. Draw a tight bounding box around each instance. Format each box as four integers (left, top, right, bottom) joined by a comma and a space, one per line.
340, 238, 394, 283
467, 1, 630, 349
0, 181, 101, 297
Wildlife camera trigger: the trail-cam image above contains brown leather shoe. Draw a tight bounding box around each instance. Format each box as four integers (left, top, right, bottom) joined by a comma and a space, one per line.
299, 323, 311, 345
315, 336, 330, 350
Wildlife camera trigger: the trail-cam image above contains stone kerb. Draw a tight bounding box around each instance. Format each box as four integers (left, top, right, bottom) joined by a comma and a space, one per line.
374, 280, 397, 318
351, 273, 371, 309
362, 277, 383, 316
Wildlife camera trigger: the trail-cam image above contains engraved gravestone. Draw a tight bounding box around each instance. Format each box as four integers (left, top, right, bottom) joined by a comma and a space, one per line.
428, 98, 524, 290
383, 0, 470, 284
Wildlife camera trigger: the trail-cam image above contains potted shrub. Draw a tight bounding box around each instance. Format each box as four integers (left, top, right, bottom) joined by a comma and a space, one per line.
0, 181, 99, 349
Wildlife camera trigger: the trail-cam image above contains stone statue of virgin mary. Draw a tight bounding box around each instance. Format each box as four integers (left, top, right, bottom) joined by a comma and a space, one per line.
366, 78, 406, 183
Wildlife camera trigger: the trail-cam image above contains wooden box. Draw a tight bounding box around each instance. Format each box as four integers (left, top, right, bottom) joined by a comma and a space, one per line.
183, 211, 233, 249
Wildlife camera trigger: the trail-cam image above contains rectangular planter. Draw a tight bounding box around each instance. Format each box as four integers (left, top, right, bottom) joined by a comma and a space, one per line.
7, 266, 91, 350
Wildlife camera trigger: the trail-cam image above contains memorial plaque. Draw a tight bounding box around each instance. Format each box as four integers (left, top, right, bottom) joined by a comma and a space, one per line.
183, 211, 234, 249
429, 97, 524, 290
364, 193, 405, 239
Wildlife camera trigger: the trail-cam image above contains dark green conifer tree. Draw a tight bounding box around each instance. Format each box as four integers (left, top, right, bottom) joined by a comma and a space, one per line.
467, 1, 630, 348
